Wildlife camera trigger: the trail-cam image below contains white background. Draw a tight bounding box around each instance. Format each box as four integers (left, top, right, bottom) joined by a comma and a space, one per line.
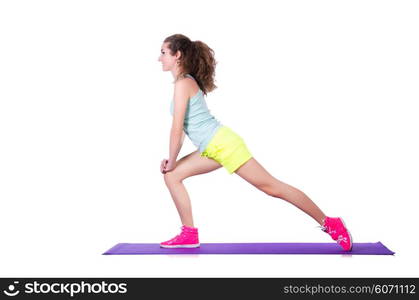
1, 0, 418, 277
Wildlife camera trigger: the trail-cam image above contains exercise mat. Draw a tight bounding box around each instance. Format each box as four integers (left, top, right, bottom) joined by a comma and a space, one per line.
103, 241, 394, 255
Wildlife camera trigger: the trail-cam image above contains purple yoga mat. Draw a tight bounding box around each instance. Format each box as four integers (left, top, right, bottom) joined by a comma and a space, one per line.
103, 242, 394, 255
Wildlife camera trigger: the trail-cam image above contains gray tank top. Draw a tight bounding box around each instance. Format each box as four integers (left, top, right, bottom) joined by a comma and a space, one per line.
170, 74, 222, 153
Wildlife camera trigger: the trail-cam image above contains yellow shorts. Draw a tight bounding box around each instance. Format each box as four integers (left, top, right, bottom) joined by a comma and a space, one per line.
200, 125, 253, 174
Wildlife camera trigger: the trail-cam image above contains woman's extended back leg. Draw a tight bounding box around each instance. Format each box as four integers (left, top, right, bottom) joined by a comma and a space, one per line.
234, 157, 326, 225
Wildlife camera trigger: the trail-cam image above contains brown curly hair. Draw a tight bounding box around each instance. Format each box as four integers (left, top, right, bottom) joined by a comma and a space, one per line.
163, 34, 217, 96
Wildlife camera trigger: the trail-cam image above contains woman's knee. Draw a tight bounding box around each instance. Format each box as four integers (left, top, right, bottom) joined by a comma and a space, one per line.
163, 170, 183, 184
262, 179, 286, 198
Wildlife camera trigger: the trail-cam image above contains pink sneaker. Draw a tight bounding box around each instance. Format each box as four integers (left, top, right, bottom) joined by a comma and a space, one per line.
160, 225, 200, 248
319, 216, 353, 251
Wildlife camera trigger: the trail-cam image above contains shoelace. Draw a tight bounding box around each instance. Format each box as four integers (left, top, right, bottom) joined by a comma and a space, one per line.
317, 224, 337, 235
336, 235, 348, 244
173, 230, 196, 240
318, 224, 348, 245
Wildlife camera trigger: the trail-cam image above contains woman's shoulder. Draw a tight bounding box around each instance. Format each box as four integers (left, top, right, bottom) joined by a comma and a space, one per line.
174, 75, 201, 100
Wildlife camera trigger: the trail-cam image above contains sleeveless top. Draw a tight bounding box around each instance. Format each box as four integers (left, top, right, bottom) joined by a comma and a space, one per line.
170, 74, 223, 153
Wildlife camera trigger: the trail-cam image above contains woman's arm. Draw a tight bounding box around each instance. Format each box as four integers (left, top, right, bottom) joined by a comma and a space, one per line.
168, 79, 189, 163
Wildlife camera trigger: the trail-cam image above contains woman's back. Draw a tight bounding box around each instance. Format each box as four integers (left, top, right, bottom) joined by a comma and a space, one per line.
170, 74, 222, 153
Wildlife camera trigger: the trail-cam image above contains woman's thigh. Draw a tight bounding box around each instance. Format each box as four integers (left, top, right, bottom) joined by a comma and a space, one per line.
234, 157, 279, 195
164, 150, 222, 182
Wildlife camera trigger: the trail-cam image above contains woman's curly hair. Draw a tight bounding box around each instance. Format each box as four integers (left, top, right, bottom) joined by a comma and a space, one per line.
163, 34, 217, 96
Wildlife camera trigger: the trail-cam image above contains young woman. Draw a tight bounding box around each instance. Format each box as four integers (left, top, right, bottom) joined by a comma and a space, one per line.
157, 34, 353, 251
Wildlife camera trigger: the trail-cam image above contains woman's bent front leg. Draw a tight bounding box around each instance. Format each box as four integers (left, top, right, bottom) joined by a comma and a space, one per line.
163, 150, 222, 227
164, 175, 195, 227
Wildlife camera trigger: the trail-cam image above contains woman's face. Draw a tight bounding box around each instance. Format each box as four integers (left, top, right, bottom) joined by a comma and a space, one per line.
158, 42, 179, 72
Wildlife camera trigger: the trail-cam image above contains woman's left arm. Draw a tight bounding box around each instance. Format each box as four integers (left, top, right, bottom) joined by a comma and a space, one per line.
168, 80, 189, 164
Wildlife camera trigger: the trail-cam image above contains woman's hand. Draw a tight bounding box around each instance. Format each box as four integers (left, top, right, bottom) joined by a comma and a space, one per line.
163, 159, 176, 173
161, 158, 176, 174
160, 159, 168, 174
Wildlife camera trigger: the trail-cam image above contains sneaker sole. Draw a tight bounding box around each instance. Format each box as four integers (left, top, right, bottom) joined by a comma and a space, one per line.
160, 243, 200, 249
338, 217, 353, 251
